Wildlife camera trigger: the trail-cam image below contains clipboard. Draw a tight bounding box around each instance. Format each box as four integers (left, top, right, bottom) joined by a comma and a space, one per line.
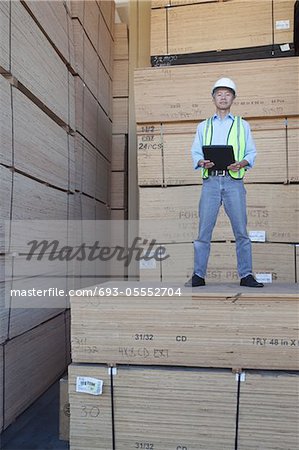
202, 145, 235, 170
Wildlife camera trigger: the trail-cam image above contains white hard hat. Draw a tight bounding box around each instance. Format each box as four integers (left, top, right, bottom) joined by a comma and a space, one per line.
211, 77, 237, 96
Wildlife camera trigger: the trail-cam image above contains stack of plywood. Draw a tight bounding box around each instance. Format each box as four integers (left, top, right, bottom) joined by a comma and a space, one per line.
71, 284, 299, 370
70, 0, 114, 221
151, 0, 295, 61
69, 364, 237, 450
134, 58, 299, 122
0, 4, 73, 421
0, 0, 114, 433
140, 242, 297, 284
110, 23, 129, 279
237, 370, 299, 450
68, 0, 115, 288
111, 23, 129, 214
68, 283, 299, 448
134, 58, 299, 284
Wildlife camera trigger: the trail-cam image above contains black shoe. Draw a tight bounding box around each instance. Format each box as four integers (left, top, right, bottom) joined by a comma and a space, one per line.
240, 274, 264, 288
185, 274, 206, 287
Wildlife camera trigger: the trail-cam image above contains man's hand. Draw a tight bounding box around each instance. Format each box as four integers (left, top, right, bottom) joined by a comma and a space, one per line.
198, 159, 215, 169
227, 160, 248, 172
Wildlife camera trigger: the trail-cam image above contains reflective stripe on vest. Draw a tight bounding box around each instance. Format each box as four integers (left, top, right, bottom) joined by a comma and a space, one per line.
202, 116, 246, 179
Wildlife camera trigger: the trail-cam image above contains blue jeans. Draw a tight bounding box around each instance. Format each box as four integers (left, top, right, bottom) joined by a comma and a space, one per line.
194, 175, 252, 279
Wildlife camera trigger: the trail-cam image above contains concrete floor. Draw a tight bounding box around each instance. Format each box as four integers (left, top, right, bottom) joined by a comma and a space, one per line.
1, 380, 69, 450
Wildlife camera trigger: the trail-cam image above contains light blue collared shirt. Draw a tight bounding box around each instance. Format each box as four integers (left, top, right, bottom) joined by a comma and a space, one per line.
191, 113, 256, 170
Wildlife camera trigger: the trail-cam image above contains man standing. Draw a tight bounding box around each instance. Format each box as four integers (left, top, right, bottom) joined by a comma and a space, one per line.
188, 77, 263, 288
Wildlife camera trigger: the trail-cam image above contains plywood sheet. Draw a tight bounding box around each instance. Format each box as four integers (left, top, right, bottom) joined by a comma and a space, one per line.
98, 11, 112, 76
11, 173, 68, 221
81, 194, 96, 220
296, 245, 299, 283
166, 1, 272, 55
11, 2, 69, 124
97, 105, 112, 161
9, 305, 65, 341
287, 117, 299, 183
69, 363, 237, 450
0, 76, 12, 166
68, 134, 76, 192
163, 131, 203, 185
273, 0, 294, 44
0, 166, 12, 253
68, 192, 82, 221
0, 279, 9, 345
71, 283, 299, 369
83, 85, 98, 148
4, 313, 67, 429
74, 133, 84, 192
0, 0, 10, 72
112, 98, 128, 134
139, 184, 299, 243
98, 0, 114, 34
96, 201, 109, 220
111, 172, 127, 209
83, 32, 99, 101
98, 58, 111, 117
114, 367, 236, 450
84, 0, 99, 52
96, 153, 110, 204
59, 377, 69, 441
68, 364, 113, 450
134, 58, 299, 123
246, 118, 287, 183
0, 345, 3, 431
139, 118, 288, 186
74, 75, 84, 133
137, 130, 164, 186
112, 135, 127, 171
72, 19, 84, 78
9, 253, 67, 338
10, 173, 68, 253
151, 8, 167, 55
82, 139, 97, 198
238, 371, 299, 450
25, 0, 71, 65
140, 242, 297, 284
111, 209, 126, 220
113, 60, 129, 97
68, 71, 76, 131
114, 23, 128, 60
67, 12, 76, 72
13, 88, 69, 190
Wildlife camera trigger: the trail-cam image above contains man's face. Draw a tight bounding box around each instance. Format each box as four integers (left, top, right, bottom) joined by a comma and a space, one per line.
213, 88, 235, 110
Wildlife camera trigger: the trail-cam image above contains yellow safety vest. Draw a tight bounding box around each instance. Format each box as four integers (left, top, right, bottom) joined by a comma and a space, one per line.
202, 115, 246, 179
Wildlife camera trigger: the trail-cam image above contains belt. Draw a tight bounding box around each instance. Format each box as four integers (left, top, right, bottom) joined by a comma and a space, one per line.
209, 170, 228, 176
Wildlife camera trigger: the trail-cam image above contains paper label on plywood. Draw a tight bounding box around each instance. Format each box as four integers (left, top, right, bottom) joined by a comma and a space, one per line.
76, 377, 103, 395
276, 20, 290, 30
255, 273, 272, 284
249, 231, 266, 242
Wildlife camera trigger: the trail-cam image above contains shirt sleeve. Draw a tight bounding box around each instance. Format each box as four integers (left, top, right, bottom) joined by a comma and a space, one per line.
191, 121, 205, 170
243, 119, 256, 169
